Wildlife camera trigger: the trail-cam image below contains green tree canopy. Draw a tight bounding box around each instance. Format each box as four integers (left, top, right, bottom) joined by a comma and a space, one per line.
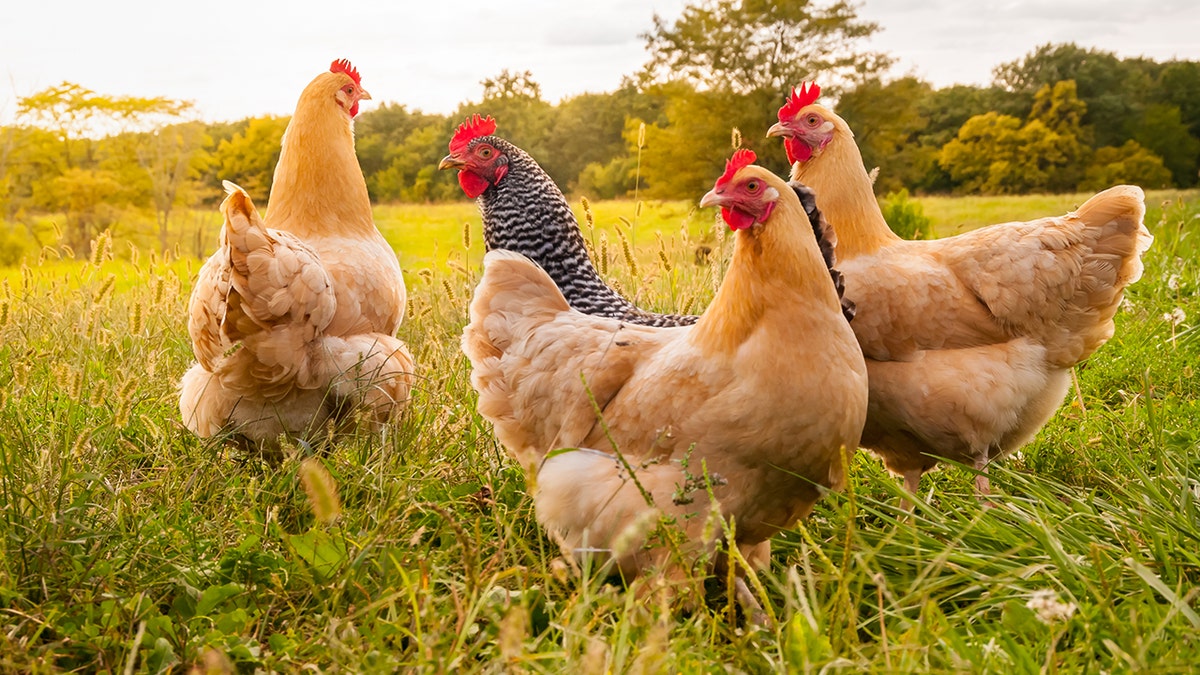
1131, 103, 1200, 187
211, 116, 288, 203
1080, 140, 1173, 191
993, 43, 1153, 147
835, 77, 933, 193
641, 0, 892, 95
938, 112, 1085, 195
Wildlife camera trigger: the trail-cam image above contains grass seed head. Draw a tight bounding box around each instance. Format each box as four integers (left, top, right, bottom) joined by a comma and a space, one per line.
581, 197, 594, 229
130, 302, 143, 334
498, 605, 528, 663
616, 227, 638, 277
655, 233, 672, 272
299, 458, 342, 524
440, 278, 459, 305
93, 274, 116, 305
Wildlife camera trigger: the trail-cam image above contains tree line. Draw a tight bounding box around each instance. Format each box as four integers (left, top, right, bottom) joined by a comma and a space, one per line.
1, 0, 1198, 262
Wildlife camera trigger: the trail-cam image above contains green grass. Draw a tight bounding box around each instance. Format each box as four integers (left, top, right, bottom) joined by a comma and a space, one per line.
0, 192, 1198, 671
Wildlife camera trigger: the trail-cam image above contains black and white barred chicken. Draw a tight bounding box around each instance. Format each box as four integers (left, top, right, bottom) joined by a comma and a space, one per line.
438, 114, 693, 327
438, 114, 852, 325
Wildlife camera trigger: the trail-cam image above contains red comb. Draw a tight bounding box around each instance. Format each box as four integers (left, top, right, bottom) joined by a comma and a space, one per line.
449, 114, 498, 155
778, 82, 821, 121
715, 149, 757, 188
330, 59, 362, 86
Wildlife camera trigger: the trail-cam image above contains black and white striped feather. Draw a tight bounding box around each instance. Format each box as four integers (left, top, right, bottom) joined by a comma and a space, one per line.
469, 136, 697, 328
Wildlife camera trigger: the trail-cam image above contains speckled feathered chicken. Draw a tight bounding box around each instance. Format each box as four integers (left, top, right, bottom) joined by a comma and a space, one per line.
439, 115, 693, 326
768, 83, 1152, 500
438, 114, 853, 324
179, 60, 413, 448
461, 150, 867, 595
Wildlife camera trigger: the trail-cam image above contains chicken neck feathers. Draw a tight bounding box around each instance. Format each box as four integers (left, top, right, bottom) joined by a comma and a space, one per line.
473, 137, 696, 328
266, 74, 374, 241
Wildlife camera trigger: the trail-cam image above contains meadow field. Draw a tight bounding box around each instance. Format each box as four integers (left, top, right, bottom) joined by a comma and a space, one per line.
0, 190, 1198, 672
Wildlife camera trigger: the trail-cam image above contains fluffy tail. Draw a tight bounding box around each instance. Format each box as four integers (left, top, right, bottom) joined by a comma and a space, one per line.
1074, 184, 1151, 288
1053, 184, 1151, 365
461, 250, 575, 464
215, 182, 339, 397
319, 333, 416, 426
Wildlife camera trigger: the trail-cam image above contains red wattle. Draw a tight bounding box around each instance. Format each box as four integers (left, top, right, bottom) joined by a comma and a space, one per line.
722, 207, 756, 231
458, 171, 491, 199
785, 137, 811, 164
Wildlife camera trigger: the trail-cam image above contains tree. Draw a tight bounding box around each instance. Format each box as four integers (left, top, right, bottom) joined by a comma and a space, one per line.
368, 122, 459, 203
130, 121, 213, 252
1027, 81, 1090, 190
17, 82, 191, 169
355, 102, 446, 190
993, 43, 1152, 147
641, 0, 892, 95
1130, 103, 1200, 187
457, 70, 554, 173
1158, 61, 1200, 139
1079, 140, 1173, 191
938, 112, 1084, 194
835, 77, 933, 193
634, 84, 786, 200
211, 116, 288, 203
542, 86, 664, 194
32, 167, 124, 252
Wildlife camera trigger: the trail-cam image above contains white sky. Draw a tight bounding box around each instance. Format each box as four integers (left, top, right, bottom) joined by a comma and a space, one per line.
1, 0, 1197, 124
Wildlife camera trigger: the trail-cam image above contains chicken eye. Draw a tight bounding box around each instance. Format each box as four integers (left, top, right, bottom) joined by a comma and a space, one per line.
477, 146, 493, 159
806, 115, 820, 126
342, 85, 354, 95
746, 180, 760, 192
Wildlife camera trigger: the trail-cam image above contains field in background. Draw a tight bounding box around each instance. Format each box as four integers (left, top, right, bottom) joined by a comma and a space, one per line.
0, 191, 1198, 671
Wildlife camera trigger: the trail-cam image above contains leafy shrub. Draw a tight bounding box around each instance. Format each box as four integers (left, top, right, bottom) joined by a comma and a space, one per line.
1079, 140, 1174, 191
880, 188, 930, 240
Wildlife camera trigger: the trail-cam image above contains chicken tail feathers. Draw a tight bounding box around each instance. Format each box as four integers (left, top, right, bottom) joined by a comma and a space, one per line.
790, 181, 855, 322
1044, 184, 1150, 365
1074, 184, 1151, 288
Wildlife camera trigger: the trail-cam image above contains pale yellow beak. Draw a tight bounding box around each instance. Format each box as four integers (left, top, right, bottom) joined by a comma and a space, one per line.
699, 188, 723, 209
359, 88, 372, 101
765, 121, 790, 138
438, 154, 465, 171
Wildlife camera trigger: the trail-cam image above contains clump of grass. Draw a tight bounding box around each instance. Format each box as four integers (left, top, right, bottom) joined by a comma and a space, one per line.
880, 189, 930, 240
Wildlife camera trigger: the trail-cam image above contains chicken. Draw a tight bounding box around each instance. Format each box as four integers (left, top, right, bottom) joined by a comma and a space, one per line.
461, 149, 867, 595
437, 114, 696, 327
767, 83, 1152, 501
179, 60, 414, 448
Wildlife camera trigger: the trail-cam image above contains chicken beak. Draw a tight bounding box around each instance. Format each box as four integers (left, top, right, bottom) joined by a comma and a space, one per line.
699, 188, 723, 209
359, 88, 373, 101
765, 121, 791, 138
438, 154, 465, 171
